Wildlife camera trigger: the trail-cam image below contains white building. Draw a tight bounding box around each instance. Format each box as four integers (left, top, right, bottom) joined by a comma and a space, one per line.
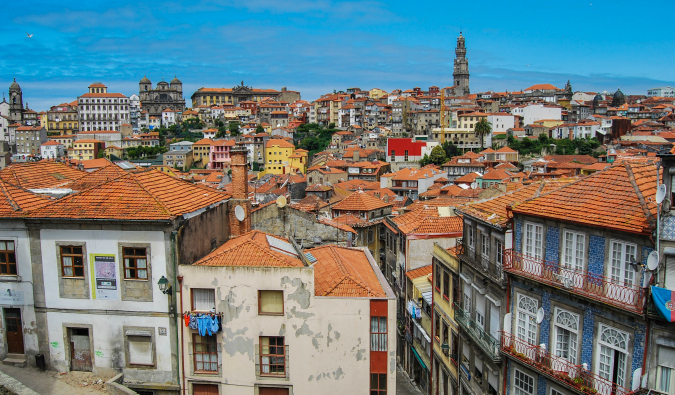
76, 130, 122, 148
573, 120, 601, 139
162, 108, 177, 127
77, 83, 130, 132
129, 94, 141, 132
178, 232, 396, 395
647, 86, 675, 97
511, 103, 562, 127
40, 141, 65, 159
0, 100, 9, 143
486, 113, 515, 133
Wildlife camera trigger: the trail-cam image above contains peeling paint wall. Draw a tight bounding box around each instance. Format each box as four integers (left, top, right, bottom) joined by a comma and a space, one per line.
406, 236, 458, 271
179, 264, 397, 394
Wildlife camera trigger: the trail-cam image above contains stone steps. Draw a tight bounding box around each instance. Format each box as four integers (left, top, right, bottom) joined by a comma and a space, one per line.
2, 353, 26, 368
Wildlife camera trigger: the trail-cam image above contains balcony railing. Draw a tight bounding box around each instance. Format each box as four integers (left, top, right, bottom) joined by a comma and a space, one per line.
504, 250, 645, 314
499, 332, 643, 395
459, 241, 506, 287
454, 304, 501, 363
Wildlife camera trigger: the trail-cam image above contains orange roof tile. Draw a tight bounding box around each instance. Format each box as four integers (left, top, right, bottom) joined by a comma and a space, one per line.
309, 245, 386, 297
0, 179, 52, 217
391, 206, 463, 235
28, 169, 230, 220
406, 264, 432, 280
512, 162, 657, 234
194, 230, 303, 267
266, 139, 295, 148
332, 190, 393, 212
333, 179, 381, 191
0, 161, 87, 189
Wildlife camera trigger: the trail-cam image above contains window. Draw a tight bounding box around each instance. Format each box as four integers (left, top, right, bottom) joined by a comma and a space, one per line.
467, 225, 475, 249
442, 271, 449, 301
598, 324, 629, 388
260, 337, 285, 376
481, 233, 490, 258
259, 290, 283, 315
524, 223, 543, 259
657, 347, 675, 394
514, 369, 535, 395
128, 335, 153, 366
553, 308, 579, 364
60, 246, 84, 277
192, 289, 215, 312
371, 316, 387, 351
193, 335, 218, 372
610, 240, 637, 286
371, 373, 387, 395
442, 321, 449, 344
516, 294, 537, 345
435, 312, 441, 342
496, 239, 504, 266
0, 241, 17, 275
562, 231, 585, 270
123, 247, 147, 279
435, 264, 442, 291
452, 275, 460, 305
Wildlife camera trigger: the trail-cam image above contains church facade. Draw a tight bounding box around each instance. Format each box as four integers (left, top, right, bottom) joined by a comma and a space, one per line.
138, 76, 186, 119
190, 82, 300, 107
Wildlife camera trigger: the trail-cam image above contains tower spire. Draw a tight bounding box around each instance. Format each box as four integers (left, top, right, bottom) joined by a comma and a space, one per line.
452, 32, 470, 96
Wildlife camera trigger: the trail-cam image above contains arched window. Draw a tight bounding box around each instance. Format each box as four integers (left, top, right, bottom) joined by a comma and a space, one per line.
553, 308, 579, 363
598, 324, 629, 389
516, 294, 537, 345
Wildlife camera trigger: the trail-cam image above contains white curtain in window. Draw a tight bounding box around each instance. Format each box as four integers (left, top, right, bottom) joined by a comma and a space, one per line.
192, 289, 215, 311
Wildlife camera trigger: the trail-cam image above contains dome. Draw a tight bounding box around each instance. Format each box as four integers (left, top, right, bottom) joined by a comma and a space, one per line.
613, 88, 625, 101
140, 75, 151, 84
612, 88, 626, 107
9, 78, 21, 91
170, 76, 181, 84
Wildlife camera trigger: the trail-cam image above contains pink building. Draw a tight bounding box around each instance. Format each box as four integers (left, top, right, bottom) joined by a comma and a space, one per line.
209, 139, 236, 170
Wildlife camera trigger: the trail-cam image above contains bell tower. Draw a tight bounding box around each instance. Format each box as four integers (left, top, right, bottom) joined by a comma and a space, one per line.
9, 78, 23, 123
453, 33, 470, 97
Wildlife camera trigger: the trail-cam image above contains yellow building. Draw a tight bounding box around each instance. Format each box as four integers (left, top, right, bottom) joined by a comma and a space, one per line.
104, 145, 124, 159
369, 88, 388, 99
532, 118, 564, 128
431, 243, 460, 395
288, 148, 308, 174
264, 139, 296, 175
192, 138, 213, 168
39, 112, 48, 130
47, 102, 79, 135
69, 139, 105, 161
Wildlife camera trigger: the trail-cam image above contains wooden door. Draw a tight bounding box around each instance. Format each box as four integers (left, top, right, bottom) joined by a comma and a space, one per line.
4, 308, 23, 354
193, 384, 219, 395
69, 328, 92, 372
259, 388, 289, 395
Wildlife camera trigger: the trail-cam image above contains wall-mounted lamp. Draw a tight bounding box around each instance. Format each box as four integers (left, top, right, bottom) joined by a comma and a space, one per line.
157, 276, 172, 295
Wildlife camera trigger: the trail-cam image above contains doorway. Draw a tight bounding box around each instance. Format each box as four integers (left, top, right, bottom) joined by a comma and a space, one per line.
4, 308, 23, 354
69, 328, 92, 372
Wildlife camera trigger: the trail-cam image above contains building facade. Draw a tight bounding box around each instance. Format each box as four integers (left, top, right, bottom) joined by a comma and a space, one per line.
77, 83, 130, 132
139, 76, 186, 118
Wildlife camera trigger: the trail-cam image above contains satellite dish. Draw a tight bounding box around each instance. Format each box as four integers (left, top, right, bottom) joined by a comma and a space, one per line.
536, 307, 545, 324
276, 195, 287, 208
234, 205, 245, 221
470, 182, 478, 189
656, 184, 667, 204
647, 250, 660, 271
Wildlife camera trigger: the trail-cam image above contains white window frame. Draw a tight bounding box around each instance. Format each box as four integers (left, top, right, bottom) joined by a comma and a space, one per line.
562, 230, 585, 271
481, 233, 490, 258
516, 294, 538, 345
657, 365, 674, 394
552, 307, 579, 364
609, 239, 637, 286
524, 222, 543, 260
596, 323, 630, 389
513, 368, 535, 395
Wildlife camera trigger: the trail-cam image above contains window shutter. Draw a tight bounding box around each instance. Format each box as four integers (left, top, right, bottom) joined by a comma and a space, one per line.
128, 336, 152, 365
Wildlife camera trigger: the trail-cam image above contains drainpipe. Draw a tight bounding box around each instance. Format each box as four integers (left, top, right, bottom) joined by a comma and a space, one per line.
430, 262, 434, 395
178, 275, 186, 395
171, 229, 182, 393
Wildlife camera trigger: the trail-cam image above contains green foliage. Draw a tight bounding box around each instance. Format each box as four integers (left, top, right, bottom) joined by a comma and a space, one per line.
507, 134, 602, 156
256, 125, 264, 134
419, 153, 430, 167
252, 161, 261, 172
429, 145, 447, 166
296, 123, 340, 157
97, 150, 106, 159
183, 118, 204, 131
441, 141, 459, 158
229, 121, 240, 136
125, 145, 167, 159
474, 119, 492, 148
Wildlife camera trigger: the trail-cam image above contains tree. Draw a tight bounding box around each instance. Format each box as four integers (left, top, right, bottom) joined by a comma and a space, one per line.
98, 150, 106, 159
229, 122, 240, 136
441, 141, 458, 158
419, 153, 430, 167
474, 118, 492, 149
256, 125, 264, 134
429, 145, 447, 166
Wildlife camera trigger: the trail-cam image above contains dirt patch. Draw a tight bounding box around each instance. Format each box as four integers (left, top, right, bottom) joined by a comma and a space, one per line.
52, 371, 109, 392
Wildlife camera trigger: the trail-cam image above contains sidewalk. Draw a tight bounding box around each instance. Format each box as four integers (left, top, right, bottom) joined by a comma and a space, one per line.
0, 364, 106, 395
397, 364, 424, 395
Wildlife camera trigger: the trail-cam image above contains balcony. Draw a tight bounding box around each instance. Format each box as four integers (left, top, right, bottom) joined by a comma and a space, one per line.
499, 332, 644, 395
458, 241, 506, 287
504, 250, 645, 314
454, 304, 501, 363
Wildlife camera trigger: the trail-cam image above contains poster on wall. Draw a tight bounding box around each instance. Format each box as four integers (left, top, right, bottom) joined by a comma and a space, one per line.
90, 254, 117, 300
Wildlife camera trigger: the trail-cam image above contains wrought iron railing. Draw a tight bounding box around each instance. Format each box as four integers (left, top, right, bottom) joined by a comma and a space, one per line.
504, 250, 645, 314
459, 241, 506, 287
454, 303, 501, 362
499, 332, 640, 395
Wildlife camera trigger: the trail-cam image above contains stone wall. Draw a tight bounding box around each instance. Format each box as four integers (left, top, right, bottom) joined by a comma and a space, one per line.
252, 204, 351, 245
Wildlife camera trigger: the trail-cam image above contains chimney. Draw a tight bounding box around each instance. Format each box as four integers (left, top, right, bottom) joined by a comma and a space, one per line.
374, 191, 380, 199
383, 194, 390, 203
354, 150, 360, 162
228, 146, 252, 238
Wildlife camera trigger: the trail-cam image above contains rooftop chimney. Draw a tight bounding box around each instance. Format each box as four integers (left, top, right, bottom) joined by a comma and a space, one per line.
228, 146, 252, 238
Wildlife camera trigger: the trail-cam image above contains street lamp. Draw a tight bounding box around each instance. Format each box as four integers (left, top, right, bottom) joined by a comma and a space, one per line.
157, 275, 172, 295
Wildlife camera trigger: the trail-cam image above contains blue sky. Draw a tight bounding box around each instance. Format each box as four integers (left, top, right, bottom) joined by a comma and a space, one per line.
1, 0, 673, 111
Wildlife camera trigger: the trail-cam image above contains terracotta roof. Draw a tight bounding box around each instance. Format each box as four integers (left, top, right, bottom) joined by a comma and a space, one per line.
456, 180, 573, 228
391, 206, 463, 235
309, 245, 386, 297
332, 190, 393, 212
333, 179, 381, 191
28, 169, 230, 220
66, 163, 129, 190
388, 166, 444, 181
79, 93, 127, 98
266, 139, 295, 148
512, 162, 657, 234
454, 172, 482, 184
41, 141, 63, 146
482, 168, 513, 180
0, 179, 51, 217
406, 265, 432, 280
194, 230, 303, 267
0, 161, 87, 189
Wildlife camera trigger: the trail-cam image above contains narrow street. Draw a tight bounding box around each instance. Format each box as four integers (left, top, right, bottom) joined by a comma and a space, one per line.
0, 364, 107, 395
397, 365, 424, 395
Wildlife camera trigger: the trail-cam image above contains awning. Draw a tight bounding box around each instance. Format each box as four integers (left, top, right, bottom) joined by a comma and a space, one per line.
652, 286, 675, 322
412, 318, 431, 343
421, 291, 432, 306
411, 346, 428, 370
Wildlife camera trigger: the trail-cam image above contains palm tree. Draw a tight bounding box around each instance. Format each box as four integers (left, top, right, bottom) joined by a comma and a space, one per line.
474, 118, 492, 149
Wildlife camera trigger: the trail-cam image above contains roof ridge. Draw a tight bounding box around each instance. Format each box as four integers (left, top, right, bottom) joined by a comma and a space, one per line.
624, 162, 657, 230
0, 180, 20, 212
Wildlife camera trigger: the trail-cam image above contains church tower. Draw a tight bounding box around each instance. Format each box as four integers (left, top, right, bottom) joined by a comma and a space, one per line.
453, 33, 470, 97
9, 78, 23, 123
